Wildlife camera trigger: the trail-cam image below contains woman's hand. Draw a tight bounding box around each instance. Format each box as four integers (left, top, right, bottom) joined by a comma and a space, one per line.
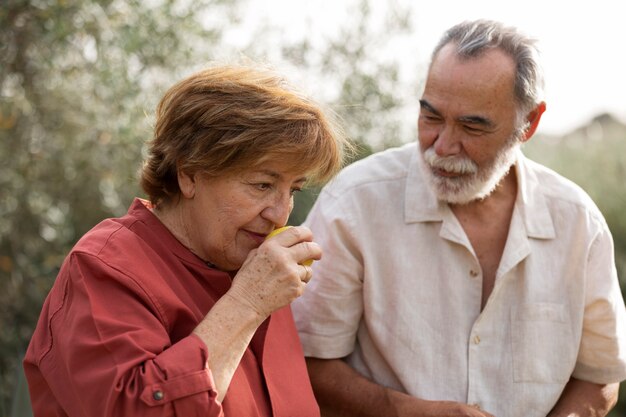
193, 225, 321, 401
227, 226, 322, 319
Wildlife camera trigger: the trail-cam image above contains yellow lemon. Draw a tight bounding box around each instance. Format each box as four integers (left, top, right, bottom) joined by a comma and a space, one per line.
266, 226, 292, 239
266, 226, 313, 266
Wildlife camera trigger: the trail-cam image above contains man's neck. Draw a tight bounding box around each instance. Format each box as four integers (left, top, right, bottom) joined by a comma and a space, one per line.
449, 168, 518, 310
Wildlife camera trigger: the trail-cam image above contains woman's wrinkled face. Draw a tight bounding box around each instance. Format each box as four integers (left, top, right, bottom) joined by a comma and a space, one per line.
178, 160, 307, 271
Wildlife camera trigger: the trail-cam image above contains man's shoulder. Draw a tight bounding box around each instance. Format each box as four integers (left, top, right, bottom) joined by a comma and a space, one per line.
327, 142, 417, 194
524, 157, 603, 218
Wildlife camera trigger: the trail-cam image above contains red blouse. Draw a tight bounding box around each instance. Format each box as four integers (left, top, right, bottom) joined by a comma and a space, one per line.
24, 199, 320, 417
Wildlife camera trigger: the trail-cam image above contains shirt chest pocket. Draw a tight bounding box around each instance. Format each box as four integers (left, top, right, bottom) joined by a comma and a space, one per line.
510, 303, 576, 384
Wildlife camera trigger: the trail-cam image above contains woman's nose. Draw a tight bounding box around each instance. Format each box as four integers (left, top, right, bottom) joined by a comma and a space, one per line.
262, 193, 293, 226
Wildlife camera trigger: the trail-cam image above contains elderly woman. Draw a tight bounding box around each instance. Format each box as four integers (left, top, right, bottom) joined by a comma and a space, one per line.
24, 65, 349, 417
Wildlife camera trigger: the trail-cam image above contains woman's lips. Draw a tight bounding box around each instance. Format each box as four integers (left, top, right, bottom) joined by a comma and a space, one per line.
245, 230, 267, 245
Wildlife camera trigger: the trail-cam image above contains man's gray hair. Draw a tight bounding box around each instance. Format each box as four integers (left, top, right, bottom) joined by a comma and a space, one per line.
432, 19, 545, 126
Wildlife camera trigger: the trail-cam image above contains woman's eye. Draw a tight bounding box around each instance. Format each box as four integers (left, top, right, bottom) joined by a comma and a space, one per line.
254, 183, 272, 191
290, 188, 303, 196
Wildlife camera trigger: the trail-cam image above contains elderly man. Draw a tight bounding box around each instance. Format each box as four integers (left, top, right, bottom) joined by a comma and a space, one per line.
292, 19, 626, 417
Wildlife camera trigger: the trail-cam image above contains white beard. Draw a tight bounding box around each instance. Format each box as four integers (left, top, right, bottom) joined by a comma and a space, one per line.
420, 137, 521, 205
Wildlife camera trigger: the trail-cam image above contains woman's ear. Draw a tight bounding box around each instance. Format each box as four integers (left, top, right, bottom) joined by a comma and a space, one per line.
178, 170, 196, 199
522, 101, 547, 142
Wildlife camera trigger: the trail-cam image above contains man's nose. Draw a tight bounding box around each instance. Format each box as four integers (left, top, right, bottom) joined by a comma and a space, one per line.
433, 126, 462, 157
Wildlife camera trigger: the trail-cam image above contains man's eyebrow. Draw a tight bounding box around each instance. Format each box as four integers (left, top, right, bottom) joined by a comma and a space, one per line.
421, 99, 495, 128
458, 115, 495, 128
419, 100, 440, 116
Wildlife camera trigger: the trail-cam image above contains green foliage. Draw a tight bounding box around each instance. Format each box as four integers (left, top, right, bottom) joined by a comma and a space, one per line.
1, 0, 416, 413
525, 117, 626, 417
3, 1, 625, 416
524, 116, 626, 288
284, 0, 415, 223
0, 0, 237, 412
281, 0, 415, 151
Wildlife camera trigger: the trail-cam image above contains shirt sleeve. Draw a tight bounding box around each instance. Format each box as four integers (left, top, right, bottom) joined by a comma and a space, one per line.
573, 224, 626, 384
292, 187, 364, 359
32, 251, 224, 417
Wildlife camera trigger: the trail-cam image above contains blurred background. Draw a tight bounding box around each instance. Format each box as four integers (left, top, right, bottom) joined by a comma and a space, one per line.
1, 0, 625, 415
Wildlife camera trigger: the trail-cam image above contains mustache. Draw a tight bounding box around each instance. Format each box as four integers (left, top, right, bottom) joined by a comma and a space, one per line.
422, 147, 478, 175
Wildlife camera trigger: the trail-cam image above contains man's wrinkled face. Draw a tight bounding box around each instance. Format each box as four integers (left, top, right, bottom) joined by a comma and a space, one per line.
420, 129, 523, 204
418, 43, 524, 204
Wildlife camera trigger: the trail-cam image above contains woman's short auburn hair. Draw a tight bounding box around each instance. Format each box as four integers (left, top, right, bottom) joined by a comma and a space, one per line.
140, 65, 351, 205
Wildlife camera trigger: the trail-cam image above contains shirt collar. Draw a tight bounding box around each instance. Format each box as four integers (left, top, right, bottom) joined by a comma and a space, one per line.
126, 198, 212, 268
404, 144, 447, 223
514, 151, 555, 239
404, 146, 555, 240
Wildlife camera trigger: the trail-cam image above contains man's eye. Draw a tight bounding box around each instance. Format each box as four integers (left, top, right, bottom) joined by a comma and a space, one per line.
421, 114, 441, 122
464, 125, 484, 134
254, 183, 272, 191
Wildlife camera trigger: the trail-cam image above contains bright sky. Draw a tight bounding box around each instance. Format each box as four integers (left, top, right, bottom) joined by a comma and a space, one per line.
224, 0, 626, 136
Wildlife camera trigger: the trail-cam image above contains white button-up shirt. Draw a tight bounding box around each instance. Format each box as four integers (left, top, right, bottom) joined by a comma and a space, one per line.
292, 142, 626, 417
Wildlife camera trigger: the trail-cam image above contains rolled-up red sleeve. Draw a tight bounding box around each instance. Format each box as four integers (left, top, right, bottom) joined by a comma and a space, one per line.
139, 335, 220, 414
25, 251, 224, 417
